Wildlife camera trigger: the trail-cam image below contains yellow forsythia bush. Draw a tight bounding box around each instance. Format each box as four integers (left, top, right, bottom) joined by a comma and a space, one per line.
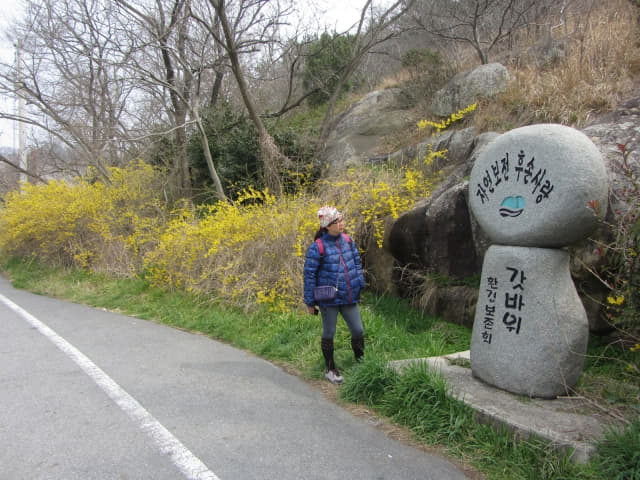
141, 163, 440, 312
0, 155, 445, 313
0, 160, 167, 275
0, 106, 475, 312
143, 188, 323, 312
0, 163, 438, 312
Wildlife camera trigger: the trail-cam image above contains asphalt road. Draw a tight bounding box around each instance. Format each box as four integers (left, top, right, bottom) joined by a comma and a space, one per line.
0, 275, 470, 480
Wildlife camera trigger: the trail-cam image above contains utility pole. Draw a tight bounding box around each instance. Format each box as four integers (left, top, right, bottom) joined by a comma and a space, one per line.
15, 39, 27, 188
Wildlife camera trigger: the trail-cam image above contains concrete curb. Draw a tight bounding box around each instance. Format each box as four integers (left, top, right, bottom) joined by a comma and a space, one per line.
389, 351, 617, 463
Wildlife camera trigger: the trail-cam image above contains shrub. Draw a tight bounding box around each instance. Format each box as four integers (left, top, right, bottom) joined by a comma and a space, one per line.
587, 141, 640, 382
0, 161, 167, 275
140, 158, 436, 312
142, 188, 319, 312
0, 106, 477, 313
188, 105, 260, 200
139, 99, 473, 312
0, 159, 433, 312
401, 48, 453, 96
186, 105, 318, 202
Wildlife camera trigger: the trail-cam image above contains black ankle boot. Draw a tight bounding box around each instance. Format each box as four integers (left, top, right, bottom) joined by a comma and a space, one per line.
321, 337, 336, 370
351, 336, 364, 362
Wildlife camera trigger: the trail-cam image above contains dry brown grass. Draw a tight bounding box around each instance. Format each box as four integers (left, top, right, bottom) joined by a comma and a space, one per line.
474, 0, 640, 132
372, 0, 640, 139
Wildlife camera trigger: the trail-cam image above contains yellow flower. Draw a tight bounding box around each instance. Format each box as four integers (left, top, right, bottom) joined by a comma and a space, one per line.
417, 103, 477, 133
607, 295, 625, 306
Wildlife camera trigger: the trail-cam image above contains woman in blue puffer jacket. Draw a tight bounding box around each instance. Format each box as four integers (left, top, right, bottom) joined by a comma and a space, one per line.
304, 206, 366, 384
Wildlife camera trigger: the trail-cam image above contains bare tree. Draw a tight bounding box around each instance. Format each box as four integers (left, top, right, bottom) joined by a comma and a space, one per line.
0, 0, 137, 181
115, 0, 230, 201
255, 36, 323, 119
0, 153, 47, 183
0, 0, 230, 200
410, 0, 549, 65
193, 0, 295, 196
0, 0, 420, 197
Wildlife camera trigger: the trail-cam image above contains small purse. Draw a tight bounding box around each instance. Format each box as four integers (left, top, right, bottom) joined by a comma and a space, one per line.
313, 285, 337, 301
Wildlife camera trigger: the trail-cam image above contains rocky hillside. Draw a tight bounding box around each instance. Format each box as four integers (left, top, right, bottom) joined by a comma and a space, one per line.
322, 63, 640, 332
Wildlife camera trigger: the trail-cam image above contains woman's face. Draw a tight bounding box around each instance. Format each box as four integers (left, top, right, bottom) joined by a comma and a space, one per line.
326, 217, 345, 236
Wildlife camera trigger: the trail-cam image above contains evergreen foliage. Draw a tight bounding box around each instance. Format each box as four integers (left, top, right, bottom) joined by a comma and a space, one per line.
302, 32, 356, 107
188, 105, 260, 200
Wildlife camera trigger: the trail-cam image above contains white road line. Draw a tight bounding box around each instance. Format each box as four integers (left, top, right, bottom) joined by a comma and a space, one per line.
0, 293, 221, 480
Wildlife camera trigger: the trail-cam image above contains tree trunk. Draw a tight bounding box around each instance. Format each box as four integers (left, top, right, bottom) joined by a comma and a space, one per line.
210, 71, 224, 107
211, 0, 288, 197
172, 107, 193, 200
193, 109, 228, 201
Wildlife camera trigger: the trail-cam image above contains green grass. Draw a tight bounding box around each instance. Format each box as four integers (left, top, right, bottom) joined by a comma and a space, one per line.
577, 335, 640, 420
2, 257, 638, 480
592, 418, 640, 480
340, 359, 607, 479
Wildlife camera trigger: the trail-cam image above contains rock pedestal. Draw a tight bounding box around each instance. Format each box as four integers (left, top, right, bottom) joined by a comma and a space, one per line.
469, 124, 608, 398
470, 246, 589, 398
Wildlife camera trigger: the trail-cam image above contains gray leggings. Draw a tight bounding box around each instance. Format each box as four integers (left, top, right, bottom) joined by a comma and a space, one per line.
320, 304, 364, 339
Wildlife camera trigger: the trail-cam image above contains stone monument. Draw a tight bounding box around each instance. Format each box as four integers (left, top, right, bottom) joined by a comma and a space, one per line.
468, 124, 608, 398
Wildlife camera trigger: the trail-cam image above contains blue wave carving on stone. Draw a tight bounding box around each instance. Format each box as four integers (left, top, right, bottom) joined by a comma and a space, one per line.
499, 195, 525, 218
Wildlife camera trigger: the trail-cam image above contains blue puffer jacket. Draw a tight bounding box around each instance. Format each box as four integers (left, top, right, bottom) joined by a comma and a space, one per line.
303, 232, 365, 307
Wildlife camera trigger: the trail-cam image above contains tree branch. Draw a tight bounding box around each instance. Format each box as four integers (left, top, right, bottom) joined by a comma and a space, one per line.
0, 153, 47, 183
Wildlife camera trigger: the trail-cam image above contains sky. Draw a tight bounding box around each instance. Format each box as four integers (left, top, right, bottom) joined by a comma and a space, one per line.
0, 0, 386, 149
306, 0, 372, 31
